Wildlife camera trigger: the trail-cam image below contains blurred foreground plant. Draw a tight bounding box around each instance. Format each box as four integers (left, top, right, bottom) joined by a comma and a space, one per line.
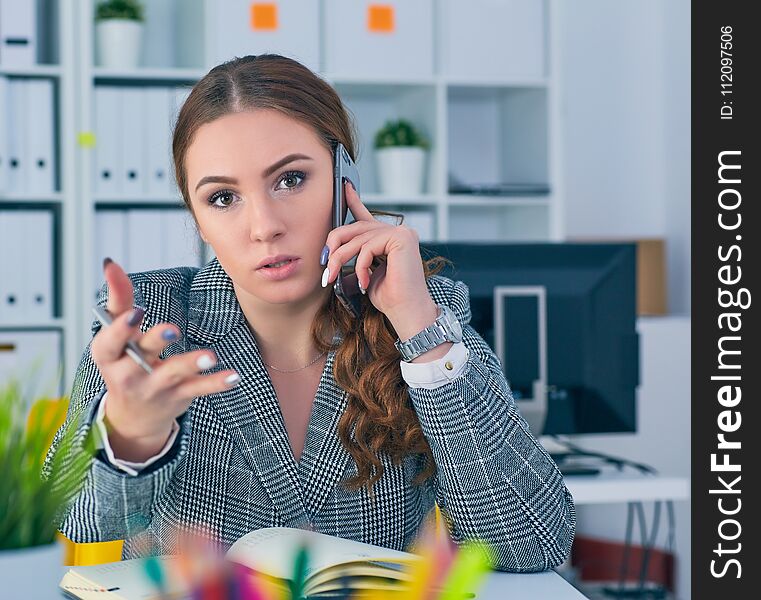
0, 379, 94, 550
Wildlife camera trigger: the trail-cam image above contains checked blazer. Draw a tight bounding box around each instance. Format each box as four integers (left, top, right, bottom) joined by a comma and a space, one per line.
46, 258, 576, 572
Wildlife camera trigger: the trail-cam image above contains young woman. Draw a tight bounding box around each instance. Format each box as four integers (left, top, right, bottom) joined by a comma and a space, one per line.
47, 54, 575, 571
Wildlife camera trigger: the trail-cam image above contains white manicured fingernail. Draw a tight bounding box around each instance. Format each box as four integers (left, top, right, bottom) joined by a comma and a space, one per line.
359, 282, 366, 295
224, 373, 240, 386
196, 354, 216, 370
321, 266, 331, 288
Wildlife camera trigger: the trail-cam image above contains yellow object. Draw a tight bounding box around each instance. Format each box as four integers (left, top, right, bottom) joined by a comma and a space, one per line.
367, 5, 395, 33
77, 131, 96, 148
27, 397, 69, 453
59, 533, 124, 566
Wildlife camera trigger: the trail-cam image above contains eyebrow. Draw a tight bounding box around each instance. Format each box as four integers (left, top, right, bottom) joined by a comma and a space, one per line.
194, 153, 314, 192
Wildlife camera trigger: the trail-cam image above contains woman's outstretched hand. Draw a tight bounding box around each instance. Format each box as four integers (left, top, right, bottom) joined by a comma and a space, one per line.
322, 181, 440, 341
89, 259, 240, 462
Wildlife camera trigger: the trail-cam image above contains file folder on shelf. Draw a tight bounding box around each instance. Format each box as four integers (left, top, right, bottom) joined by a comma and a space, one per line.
119, 88, 146, 197
0, 0, 37, 67
25, 78, 56, 196
6, 79, 29, 194
0, 211, 26, 322
0, 329, 63, 403
0, 209, 54, 323
0, 75, 8, 194
94, 210, 127, 300
144, 87, 174, 197
94, 86, 122, 197
22, 209, 54, 321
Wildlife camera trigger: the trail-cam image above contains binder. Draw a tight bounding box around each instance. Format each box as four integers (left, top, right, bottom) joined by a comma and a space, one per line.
0, 210, 26, 321
94, 86, 122, 196
170, 86, 191, 195
0, 330, 63, 402
323, 0, 434, 79
0, 211, 15, 321
21, 209, 54, 321
94, 210, 127, 300
0, 75, 8, 194
162, 209, 201, 268
6, 79, 28, 194
144, 87, 174, 197
0, 0, 37, 67
119, 88, 146, 196
126, 209, 162, 272
24, 78, 55, 196
209, 1, 320, 72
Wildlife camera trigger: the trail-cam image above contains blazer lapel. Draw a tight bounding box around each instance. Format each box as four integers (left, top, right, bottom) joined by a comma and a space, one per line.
185, 259, 311, 529
297, 346, 353, 520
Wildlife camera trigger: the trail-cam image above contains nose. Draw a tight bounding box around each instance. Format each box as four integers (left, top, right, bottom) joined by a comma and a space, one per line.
247, 197, 286, 243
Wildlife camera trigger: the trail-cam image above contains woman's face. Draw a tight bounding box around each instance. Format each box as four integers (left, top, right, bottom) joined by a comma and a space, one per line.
186, 109, 334, 308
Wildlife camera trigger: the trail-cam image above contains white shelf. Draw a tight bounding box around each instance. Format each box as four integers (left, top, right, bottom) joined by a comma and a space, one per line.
0, 318, 65, 330
447, 195, 551, 207
444, 77, 549, 88
92, 66, 205, 82
0, 193, 63, 203
0, 64, 62, 78
95, 197, 184, 206
362, 193, 440, 206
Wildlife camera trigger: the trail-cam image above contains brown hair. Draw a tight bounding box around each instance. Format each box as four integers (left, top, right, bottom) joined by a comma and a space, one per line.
172, 54, 450, 493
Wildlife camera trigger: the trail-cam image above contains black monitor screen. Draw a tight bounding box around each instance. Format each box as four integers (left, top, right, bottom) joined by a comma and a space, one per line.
419, 242, 640, 435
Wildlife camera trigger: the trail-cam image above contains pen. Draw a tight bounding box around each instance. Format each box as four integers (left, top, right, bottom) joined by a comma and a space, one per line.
92, 305, 154, 374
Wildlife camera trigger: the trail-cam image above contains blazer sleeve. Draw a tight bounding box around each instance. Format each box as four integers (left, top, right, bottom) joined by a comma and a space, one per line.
43, 283, 189, 544
408, 278, 576, 572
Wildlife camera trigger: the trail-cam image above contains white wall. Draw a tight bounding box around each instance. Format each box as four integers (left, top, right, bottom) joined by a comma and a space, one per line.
557, 0, 691, 315
555, 1, 692, 597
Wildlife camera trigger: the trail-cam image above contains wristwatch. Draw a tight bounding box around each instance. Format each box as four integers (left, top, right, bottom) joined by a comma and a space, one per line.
395, 304, 463, 362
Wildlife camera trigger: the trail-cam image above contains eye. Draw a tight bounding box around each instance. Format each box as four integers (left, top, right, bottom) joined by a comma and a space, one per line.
275, 170, 307, 191
207, 189, 238, 209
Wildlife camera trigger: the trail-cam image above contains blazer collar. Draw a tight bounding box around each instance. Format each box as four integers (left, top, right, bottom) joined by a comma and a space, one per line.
186, 258, 246, 346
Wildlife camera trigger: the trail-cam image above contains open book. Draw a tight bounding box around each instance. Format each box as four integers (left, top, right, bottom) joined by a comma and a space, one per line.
60, 526, 468, 599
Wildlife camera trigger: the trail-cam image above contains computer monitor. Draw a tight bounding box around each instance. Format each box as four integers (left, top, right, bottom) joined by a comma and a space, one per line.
419, 242, 640, 435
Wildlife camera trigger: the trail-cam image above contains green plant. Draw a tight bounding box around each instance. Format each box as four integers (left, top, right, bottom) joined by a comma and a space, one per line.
0, 379, 93, 550
373, 119, 429, 150
95, 0, 145, 22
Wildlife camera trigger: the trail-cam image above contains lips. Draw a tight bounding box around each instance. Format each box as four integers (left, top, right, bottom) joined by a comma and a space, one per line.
257, 254, 300, 269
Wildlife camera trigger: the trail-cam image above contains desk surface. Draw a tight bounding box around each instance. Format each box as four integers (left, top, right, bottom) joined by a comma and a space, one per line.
563, 470, 689, 504
52, 567, 588, 600
480, 570, 588, 599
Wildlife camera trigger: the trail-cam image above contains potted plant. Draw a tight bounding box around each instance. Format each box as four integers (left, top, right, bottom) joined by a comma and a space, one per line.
0, 380, 92, 596
94, 0, 145, 68
373, 119, 430, 196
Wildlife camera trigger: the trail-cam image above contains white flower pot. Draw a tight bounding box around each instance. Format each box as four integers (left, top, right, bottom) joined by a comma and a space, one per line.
375, 146, 427, 196
0, 541, 62, 599
95, 20, 143, 68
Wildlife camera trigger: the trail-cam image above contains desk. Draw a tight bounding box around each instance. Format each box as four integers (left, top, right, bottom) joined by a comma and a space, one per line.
480, 569, 588, 599
53, 567, 589, 600
563, 470, 690, 505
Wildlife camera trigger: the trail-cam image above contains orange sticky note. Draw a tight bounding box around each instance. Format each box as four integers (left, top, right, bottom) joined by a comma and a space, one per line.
367, 5, 395, 33
251, 2, 278, 31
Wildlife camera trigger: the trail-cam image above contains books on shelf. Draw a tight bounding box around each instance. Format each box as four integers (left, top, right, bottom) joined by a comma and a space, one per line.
60, 526, 469, 600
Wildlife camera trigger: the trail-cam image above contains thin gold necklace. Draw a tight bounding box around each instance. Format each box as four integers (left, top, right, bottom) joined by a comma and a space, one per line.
264, 350, 327, 373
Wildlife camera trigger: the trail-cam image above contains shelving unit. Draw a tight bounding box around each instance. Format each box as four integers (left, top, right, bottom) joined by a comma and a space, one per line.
2, 0, 564, 390
0, 0, 78, 400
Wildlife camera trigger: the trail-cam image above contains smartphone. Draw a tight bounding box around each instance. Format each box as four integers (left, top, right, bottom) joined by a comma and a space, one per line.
332, 142, 363, 319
